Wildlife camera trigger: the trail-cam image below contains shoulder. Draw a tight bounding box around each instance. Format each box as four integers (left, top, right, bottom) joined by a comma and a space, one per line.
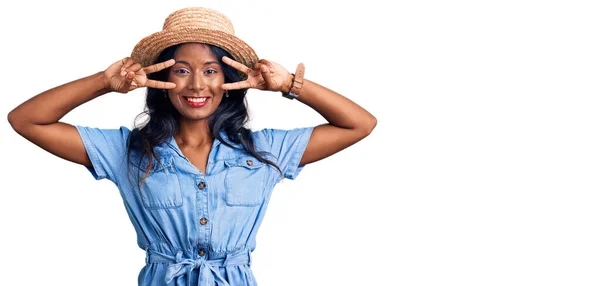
75, 125, 133, 151
250, 127, 314, 151
76, 125, 132, 139
252, 127, 314, 141
251, 127, 297, 140
250, 128, 278, 148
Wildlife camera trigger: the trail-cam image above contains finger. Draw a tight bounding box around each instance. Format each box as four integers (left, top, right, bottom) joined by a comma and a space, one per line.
258, 59, 273, 66
123, 72, 135, 87
122, 57, 135, 69
128, 82, 139, 91
121, 57, 135, 76
120, 58, 128, 76
144, 59, 176, 74
222, 81, 252, 91
116, 73, 134, 92
145, 79, 176, 89
125, 63, 142, 73
258, 59, 276, 71
260, 64, 276, 87
222, 56, 251, 74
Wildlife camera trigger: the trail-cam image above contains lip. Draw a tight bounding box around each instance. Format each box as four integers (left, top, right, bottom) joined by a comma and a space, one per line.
182, 96, 211, 107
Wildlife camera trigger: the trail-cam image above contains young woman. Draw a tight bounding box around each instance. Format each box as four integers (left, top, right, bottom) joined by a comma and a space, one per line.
8, 7, 376, 286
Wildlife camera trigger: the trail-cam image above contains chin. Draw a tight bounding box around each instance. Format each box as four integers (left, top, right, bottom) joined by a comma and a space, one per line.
181, 111, 215, 121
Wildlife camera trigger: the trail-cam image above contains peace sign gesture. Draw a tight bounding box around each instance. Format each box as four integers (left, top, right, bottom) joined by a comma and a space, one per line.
221, 56, 293, 93
103, 57, 176, 93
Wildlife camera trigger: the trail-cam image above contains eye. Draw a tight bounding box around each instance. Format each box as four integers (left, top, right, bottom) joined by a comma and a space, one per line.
204, 69, 217, 75
174, 68, 190, 74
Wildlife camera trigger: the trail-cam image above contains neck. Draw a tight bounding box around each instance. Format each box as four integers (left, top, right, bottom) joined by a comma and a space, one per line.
174, 118, 213, 148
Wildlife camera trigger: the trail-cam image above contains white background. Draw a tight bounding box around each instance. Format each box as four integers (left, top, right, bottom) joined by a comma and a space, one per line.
1, 0, 599, 285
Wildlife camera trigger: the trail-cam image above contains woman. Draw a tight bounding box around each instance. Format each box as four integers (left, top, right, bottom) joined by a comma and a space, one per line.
8, 7, 376, 286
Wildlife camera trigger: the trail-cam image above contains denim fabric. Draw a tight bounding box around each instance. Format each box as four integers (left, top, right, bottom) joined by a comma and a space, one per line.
75, 125, 313, 286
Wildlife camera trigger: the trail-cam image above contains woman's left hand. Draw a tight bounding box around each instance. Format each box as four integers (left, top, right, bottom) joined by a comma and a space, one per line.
221, 56, 292, 93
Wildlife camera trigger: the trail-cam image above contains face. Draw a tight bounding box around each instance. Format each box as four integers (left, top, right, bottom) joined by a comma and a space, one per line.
167, 43, 226, 121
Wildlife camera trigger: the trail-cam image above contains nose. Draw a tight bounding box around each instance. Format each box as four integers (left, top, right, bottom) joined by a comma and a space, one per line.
189, 72, 205, 91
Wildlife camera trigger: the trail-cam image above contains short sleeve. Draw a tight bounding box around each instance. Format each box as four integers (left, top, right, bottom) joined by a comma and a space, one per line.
75, 125, 131, 183
257, 127, 314, 180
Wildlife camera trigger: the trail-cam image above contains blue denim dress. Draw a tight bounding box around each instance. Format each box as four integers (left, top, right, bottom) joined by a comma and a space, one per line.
75, 125, 313, 286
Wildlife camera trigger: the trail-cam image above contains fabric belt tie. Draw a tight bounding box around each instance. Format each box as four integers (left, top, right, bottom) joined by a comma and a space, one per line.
146, 249, 251, 286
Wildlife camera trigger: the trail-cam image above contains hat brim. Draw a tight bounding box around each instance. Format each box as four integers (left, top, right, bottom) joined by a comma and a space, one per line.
131, 27, 259, 70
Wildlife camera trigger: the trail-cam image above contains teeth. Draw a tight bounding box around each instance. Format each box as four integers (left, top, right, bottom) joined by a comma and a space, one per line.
186, 97, 207, 103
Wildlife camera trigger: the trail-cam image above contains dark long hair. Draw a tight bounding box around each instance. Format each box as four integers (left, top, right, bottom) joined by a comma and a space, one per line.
127, 43, 281, 184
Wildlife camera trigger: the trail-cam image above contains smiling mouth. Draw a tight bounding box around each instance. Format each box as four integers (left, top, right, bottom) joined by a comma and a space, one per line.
184, 97, 208, 103
183, 96, 210, 107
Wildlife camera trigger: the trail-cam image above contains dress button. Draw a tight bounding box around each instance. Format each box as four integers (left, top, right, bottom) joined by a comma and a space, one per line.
246, 160, 253, 166
198, 249, 206, 256
200, 217, 208, 225
198, 182, 206, 190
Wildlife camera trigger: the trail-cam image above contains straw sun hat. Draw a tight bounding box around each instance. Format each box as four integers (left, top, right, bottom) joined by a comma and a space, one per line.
131, 7, 259, 69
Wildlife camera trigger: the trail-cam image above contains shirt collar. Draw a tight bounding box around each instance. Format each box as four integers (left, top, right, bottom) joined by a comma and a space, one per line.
166, 131, 236, 158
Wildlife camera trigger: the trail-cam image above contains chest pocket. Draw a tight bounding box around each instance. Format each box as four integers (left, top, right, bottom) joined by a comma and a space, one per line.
224, 156, 268, 207
130, 152, 183, 209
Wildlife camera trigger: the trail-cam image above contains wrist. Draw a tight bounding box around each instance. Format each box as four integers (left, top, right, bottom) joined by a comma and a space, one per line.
282, 73, 294, 93
281, 63, 305, 100
95, 71, 112, 94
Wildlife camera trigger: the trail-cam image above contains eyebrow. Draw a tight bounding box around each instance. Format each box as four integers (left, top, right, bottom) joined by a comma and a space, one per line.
174, 60, 220, 66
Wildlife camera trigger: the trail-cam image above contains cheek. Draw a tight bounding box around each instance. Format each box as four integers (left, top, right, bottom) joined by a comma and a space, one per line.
208, 76, 225, 89
212, 95, 223, 106
167, 92, 181, 108
168, 76, 187, 91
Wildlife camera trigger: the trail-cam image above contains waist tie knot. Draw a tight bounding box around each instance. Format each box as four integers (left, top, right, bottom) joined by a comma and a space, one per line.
146, 248, 251, 286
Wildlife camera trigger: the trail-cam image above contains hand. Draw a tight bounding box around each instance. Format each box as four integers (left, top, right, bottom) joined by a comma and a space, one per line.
221, 56, 293, 93
103, 57, 176, 93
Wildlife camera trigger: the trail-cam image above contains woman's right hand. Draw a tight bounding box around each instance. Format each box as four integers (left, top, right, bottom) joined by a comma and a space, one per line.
8, 57, 178, 170
103, 57, 177, 93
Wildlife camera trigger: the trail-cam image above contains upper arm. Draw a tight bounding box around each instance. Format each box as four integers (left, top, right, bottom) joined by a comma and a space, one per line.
299, 123, 374, 166
74, 125, 131, 181
11, 120, 131, 182
258, 127, 314, 180
258, 123, 374, 180
11, 122, 93, 167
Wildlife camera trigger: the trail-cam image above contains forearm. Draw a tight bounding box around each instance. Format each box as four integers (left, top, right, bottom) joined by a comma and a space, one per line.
8, 71, 110, 127
294, 79, 377, 133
